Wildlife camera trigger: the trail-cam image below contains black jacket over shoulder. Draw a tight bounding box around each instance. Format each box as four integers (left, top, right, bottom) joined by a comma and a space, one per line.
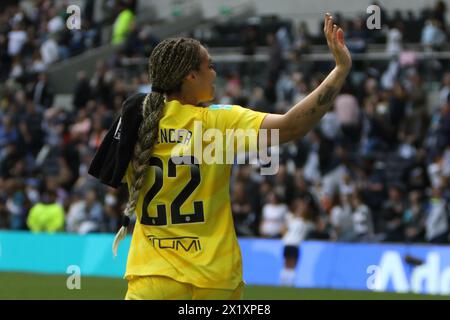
88, 93, 146, 188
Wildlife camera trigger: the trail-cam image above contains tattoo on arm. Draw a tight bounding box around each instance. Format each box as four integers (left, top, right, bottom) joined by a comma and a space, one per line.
295, 85, 338, 120
304, 107, 316, 116
318, 85, 337, 108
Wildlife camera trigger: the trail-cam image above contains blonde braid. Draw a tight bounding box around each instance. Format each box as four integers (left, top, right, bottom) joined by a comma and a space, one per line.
112, 37, 202, 256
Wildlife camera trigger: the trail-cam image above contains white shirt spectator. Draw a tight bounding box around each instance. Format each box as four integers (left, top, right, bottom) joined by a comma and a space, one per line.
386, 28, 402, 55
352, 204, 373, 238
303, 145, 320, 183
330, 204, 354, 240
381, 60, 399, 90
282, 213, 315, 246
320, 111, 341, 140
8, 29, 27, 56
9, 61, 23, 78
261, 203, 289, 237
425, 199, 448, 241
421, 20, 446, 48
439, 86, 450, 106
443, 148, 450, 177
47, 16, 65, 34
40, 38, 59, 65
66, 200, 103, 234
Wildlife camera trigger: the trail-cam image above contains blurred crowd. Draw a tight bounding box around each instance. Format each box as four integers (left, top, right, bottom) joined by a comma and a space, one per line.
0, 0, 140, 83
0, 1, 449, 245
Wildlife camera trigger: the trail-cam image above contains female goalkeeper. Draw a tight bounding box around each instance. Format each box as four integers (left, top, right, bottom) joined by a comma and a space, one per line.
115, 13, 351, 300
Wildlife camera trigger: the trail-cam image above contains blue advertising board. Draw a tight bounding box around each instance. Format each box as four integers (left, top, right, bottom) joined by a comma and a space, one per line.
1, 231, 449, 295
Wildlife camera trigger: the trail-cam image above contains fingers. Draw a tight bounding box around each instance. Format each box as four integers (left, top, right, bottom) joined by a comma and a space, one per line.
324, 13, 346, 49
327, 14, 333, 36
323, 13, 329, 33
324, 13, 336, 46
332, 24, 337, 47
337, 28, 345, 46
324, 13, 331, 35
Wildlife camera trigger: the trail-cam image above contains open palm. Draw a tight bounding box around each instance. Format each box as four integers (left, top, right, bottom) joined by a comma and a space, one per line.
324, 13, 352, 73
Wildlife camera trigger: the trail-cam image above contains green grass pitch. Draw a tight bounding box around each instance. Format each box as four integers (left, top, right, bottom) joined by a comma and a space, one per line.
0, 272, 448, 300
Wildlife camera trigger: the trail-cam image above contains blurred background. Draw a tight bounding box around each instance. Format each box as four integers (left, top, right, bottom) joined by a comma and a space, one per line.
0, 0, 450, 299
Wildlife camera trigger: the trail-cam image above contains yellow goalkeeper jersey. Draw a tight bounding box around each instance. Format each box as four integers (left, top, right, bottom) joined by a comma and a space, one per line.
123, 99, 267, 289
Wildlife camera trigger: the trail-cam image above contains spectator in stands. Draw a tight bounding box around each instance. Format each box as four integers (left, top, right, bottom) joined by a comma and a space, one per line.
403, 190, 426, 242
426, 93, 450, 156
111, 1, 136, 46
88, 114, 108, 150
7, 21, 27, 57
44, 176, 69, 209
334, 92, 361, 146
103, 187, 121, 233
0, 114, 20, 149
32, 72, 54, 109
0, 33, 10, 81
46, 7, 64, 34
345, 17, 368, 54
66, 188, 103, 234
27, 189, 64, 233
292, 22, 311, 56
40, 32, 60, 65
401, 148, 430, 192
270, 163, 295, 207
265, 32, 283, 102
0, 143, 22, 180
70, 108, 92, 142
439, 72, 450, 107
4, 178, 28, 230
30, 50, 46, 74
329, 189, 354, 241
90, 60, 115, 106
72, 71, 92, 110
381, 183, 407, 242
386, 21, 403, 56
280, 195, 316, 286
425, 184, 449, 243
231, 180, 256, 237
260, 191, 289, 238
421, 19, 446, 51
350, 189, 374, 241
0, 193, 9, 229
432, 0, 446, 29
242, 26, 258, 56
360, 95, 394, 154
24, 178, 40, 206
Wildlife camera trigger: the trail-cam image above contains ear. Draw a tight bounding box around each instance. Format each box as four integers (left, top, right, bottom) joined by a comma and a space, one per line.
185, 70, 198, 82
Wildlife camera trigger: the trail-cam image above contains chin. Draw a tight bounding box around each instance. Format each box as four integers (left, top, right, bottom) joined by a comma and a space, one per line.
205, 94, 215, 102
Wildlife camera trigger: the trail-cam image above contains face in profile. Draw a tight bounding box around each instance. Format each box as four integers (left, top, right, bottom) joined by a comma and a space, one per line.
186, 46, 216, 103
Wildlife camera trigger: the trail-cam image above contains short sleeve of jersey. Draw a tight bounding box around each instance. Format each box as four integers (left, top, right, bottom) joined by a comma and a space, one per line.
205, 104, 268, 155
205, 104, 267, 133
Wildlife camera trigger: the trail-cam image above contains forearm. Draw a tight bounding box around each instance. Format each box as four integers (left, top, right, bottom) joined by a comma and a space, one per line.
282, 67, 348, 142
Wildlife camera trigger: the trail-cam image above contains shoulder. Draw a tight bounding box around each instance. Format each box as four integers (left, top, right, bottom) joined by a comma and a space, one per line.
123, 93, 146, 111
207, 104, 234, 111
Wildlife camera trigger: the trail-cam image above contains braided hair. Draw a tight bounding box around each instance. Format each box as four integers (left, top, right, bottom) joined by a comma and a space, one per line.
113, 37, 202, 256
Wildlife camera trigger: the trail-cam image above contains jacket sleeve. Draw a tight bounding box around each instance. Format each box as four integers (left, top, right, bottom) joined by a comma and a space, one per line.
87, 114, 122, 187
88, 93, 145, 188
